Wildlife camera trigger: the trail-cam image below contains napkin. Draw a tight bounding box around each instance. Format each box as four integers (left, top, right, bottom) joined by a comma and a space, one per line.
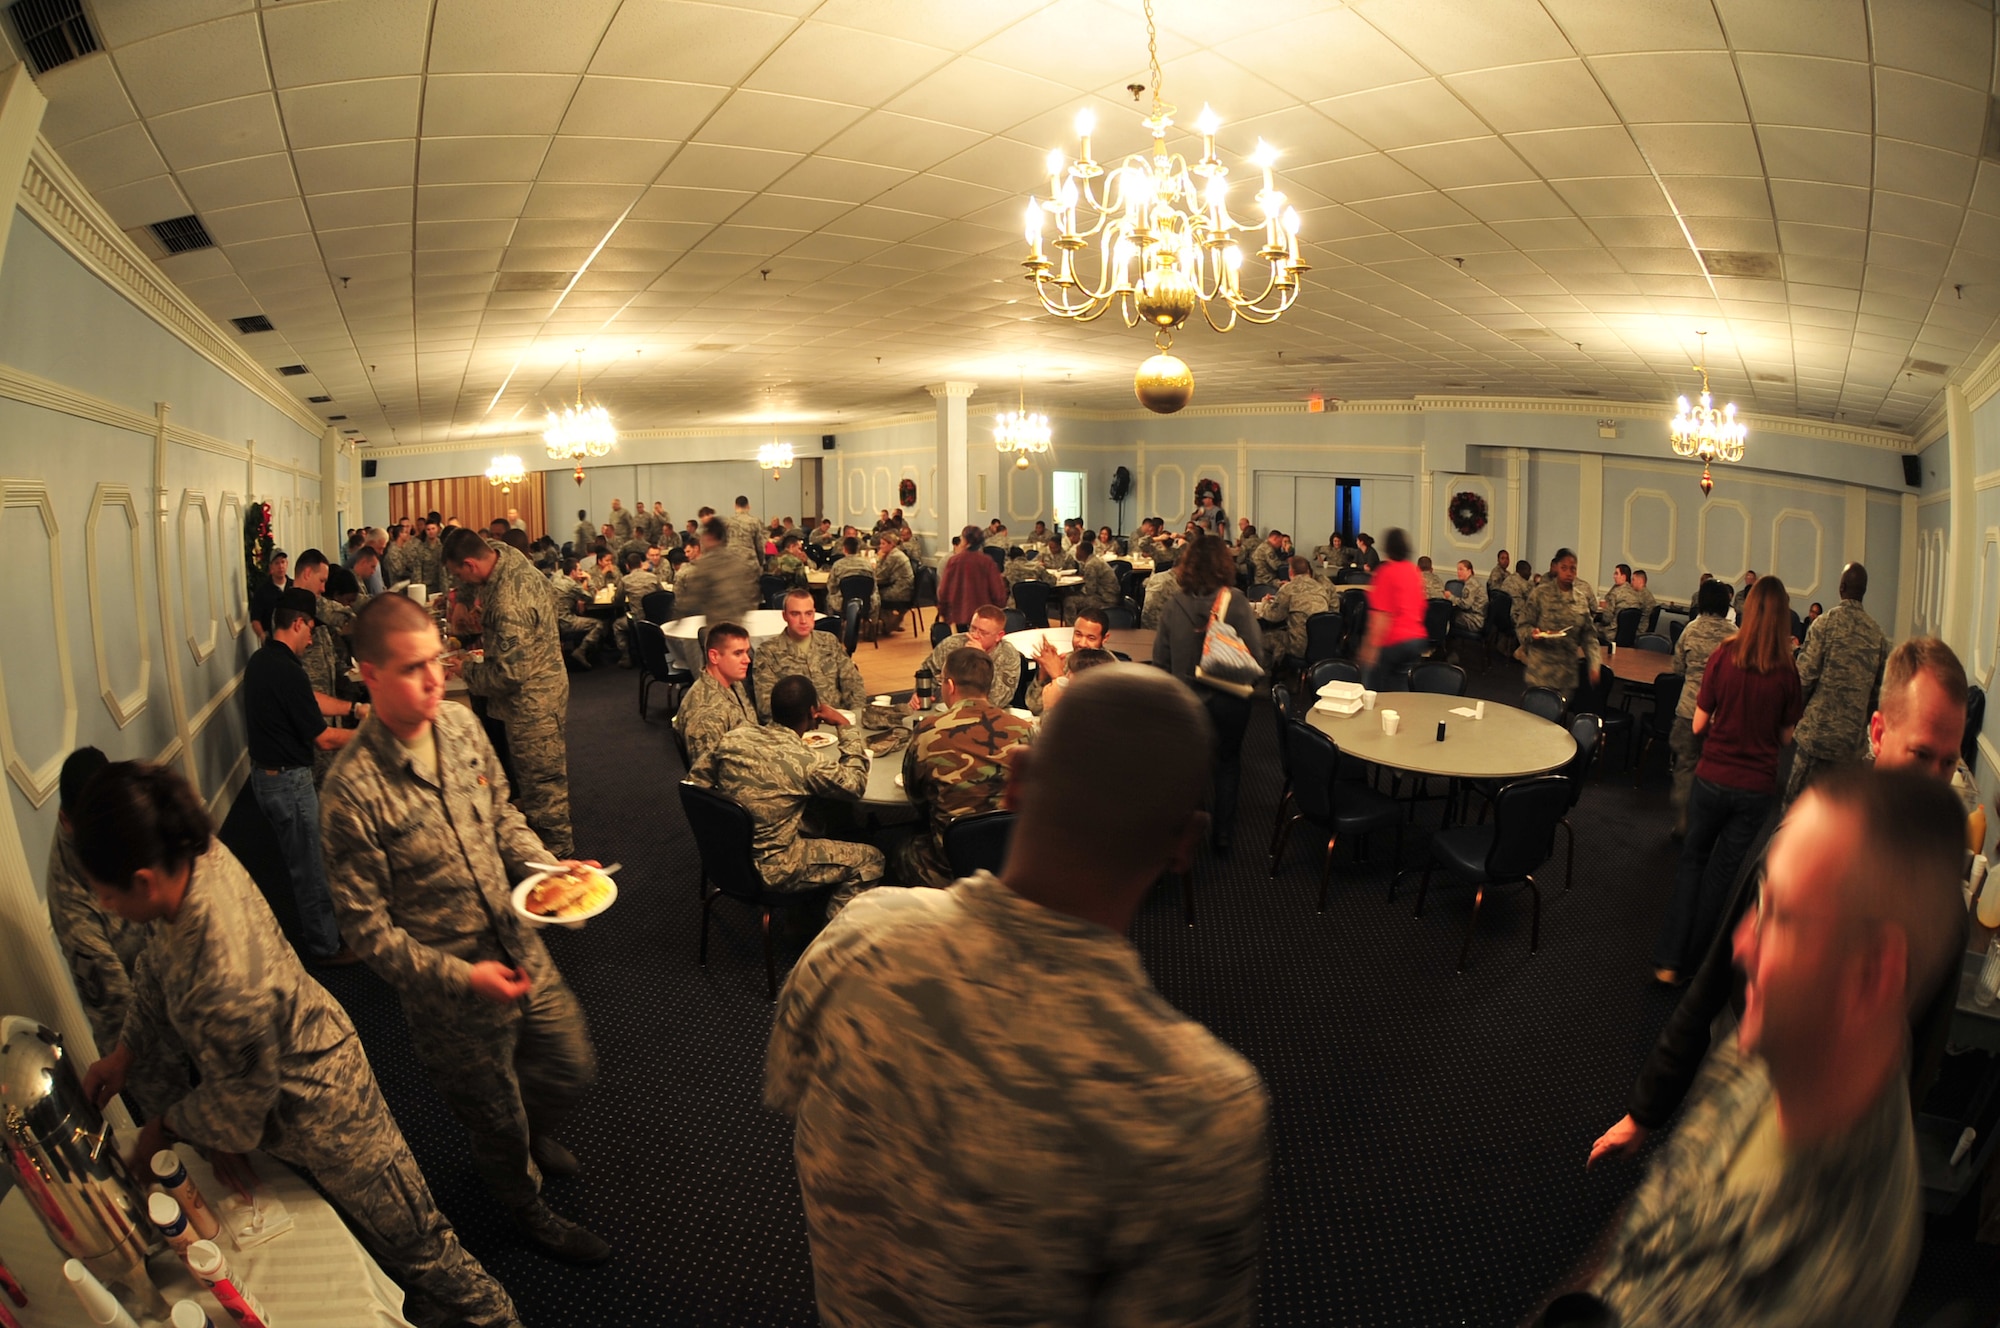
1448, 706, 1477, 718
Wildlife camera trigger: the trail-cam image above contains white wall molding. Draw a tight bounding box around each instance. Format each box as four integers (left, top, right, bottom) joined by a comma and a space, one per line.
1977, 529, 2000, 687
1577, 454, 1605, 588
0, 481, 77, 807
1843, 486, 1867, 566
0, 364, 318, 479
1442, 476, 1496, 554
1150, 463, 1186, 517
20, 140, 324, 437
1505, 447, 1526, 556
1607, 452, 1851, 501
85, 483, 149, 728
1897, 493, 1919, 639
1770, 508, 1825, 598
216, 491, 245, 637
1621, 488, 1678, 574
1698, 499, 1752, 580
177, 489, 217, 665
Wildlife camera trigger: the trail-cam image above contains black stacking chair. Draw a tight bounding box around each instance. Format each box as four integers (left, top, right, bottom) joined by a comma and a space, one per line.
1003, 608, 1028, 634
840, 598, 865, 655
1014, 579, 1052, 629
1634, 673, 1682, 786
641, 589, 676, 623
838, 574, 878, 648
1103, 600, 1140, 630
1520, 686, 1566, 724
944, 809, 1015, 878
1614, 607, 1642, 647
1335, 567, 1371, 585
1303, 611, 1345, 666
759, 574, 792, 609
982, 545, 1006, 577
1274, 720, 1404, 911
930, 620, 952, 648
908, 564, 938, 636
1248, 583, 1279, 603
1268, 683, 1300, 859
1107, 559, 1133, 582
1555, 713, 1603, 891
1414, 774, 1569, 972
1485, 588, 1514, 655
680, 782, 835, 999
1635, 632, 1671, 654
1445, 578, 1464, 597
633, 620, 688, 720
1423, 599, 1453, 654
1669, 617, 1686, 646
1306, 658, 1364, 694
1409, 661, 1466, 696
814, 614, 840, 636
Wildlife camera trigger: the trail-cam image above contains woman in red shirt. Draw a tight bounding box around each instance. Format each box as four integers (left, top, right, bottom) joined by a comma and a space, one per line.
1651, 575, 1803, 984
938, 525, 1005, 631
1357, 527, 1429, 691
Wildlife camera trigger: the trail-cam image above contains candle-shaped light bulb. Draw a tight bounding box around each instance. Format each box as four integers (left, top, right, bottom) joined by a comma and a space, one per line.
1282, 206, 1300, 258
1046, 147, 1065, 199
1074, 107, 1095, 138
1025, 199, 1044, 256
1196, 104, 1220, 136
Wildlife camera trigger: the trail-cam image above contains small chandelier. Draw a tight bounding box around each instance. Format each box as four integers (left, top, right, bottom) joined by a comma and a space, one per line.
1671, 331, 1746, 494
758, 441, 794, 475
485, 453, 526, 491
543, 350, 616, 462
1024, 0, 1308, 415
995, 371, 1052, 470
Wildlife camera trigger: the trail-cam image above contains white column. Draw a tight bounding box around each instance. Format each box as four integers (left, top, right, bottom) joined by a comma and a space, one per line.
1577, 452, 1605, 587
0, 63, 46, 288
927, 382, 976, 546
1944, 383, 1977, 653
1417, 448, 1434, 557
1505, 447, 1526, 557
1896, 492, 1919, 640
1843, 484, 1867, 567
319, 426, 342, 553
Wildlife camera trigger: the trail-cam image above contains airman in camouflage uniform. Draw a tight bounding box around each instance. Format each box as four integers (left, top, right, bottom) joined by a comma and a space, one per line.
1256, 561, 1333, 664
1602, 565, 1648, 632
754, 622, 865, 721
322, 701, 605, 1262
1249, 534, 1290, 587
410, 529, 445, 593
456, 536, 574, 857
103, 839, 522, 1328
1069, 544, 1121, 617
572, 514, 596, 554
1418, 557, 1447, 599
1449, 569, 1488, 634
893, 679, 1034, 889
675, 526, 761, 628
1518, 560, 1601, 694
641, 503, 667, 547
382, 530, 415, 587
1041, 538, 1075, 573
725, 500, 765, 557
547, 565, 607, 667
1784, 568, 1889, 802
689, 703, 885, 916
875, 538, 915, 612
607, 499, 635, 544
825, 546, 877, 614
924, 629, 1023, 710
808, 520, 838, 555
1003, 547, 1053, 606
766, 538, 812, 590
1670, 594, 1736, 834
1141, 568, 1178, 629
674, 667, 756, 763
613, 555, 663, 665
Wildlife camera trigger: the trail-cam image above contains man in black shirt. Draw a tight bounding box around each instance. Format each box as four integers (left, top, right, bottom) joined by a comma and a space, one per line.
245, 588, 363, 964
248, 549, 288, 641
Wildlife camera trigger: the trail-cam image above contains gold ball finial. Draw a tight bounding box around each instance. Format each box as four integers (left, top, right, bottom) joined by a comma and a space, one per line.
1135, 352, 1194, 414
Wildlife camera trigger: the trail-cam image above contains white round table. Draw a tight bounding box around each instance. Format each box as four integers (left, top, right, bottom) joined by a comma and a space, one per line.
664, 608, 789, 671
1303, 692, 1574, 780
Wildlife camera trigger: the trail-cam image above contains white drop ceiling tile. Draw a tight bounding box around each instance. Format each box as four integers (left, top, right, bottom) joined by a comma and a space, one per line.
1783, 256, 1864, 290
1755, 127, 1872, 188
58, 120, 169, 193
202, 196, 312, 246
591, 246, 676, 273
1401, 223, 1515, 256
868, 173, 1012, 220
1582, 215, 1683, 249
1541, 0, 1725, 53
317, 222, 411, 260
781, 232, 893, 263
520, 182, 643, 219
335, 252, 414, 282
1587, 53, 1749, 125
262, 0, 429, 87
692, 224, 808, 257
591, 1, 796, 83
297, 140, 418, 194
1876, 144, 1978, 211
36, 54, 141, 146
243, 262, 332, 295
226, 233, 322, 273
1444, 181, 1569, 222
1385, 136, 1536, 191
1346, 192, 1479, 232
625, 187, 751, 226
1451, 61, 1623, 136
1766, 183, 1871, 234
423, 75, 579, 139
1960, 211, 2000, 258
416, 182, 535, 221
155, 246, 235, 284
1616, 247, 1704, 276
415, 221, 517, 253
1682, 217, 1778, 251
1506, 126, 1647, 179
1316, 81, 1489, 153
147, 93, 288, 172
1354, 0, 1571, 74
1869, 0, 1992, 87
419, 136, 552, 185
178, 152, 301, 211
1872, 192, 1965, 246
429, 0, 621, 74
1533, 248, 1627, 276
533, 136, 676, 185
656, 143, 805, 193
886, 59, 1082, 135
1877, 70, 1988, 160
112, 13, 268, 117
1714, 0, 1870, 58
1549, 176, 1675, 217
744, 22, 950, 106
1736, 54, 1873, 134
1289, 153, 1430, 204
1558, 274, 1644, 297
1867, 234, 1953, 275
1861, 265, 1939, 299
1625, 124, 1760, 178
305, 187, 413, 232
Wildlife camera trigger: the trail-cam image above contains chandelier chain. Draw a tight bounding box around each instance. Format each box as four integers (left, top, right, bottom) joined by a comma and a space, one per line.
1143, 0, 1168, 121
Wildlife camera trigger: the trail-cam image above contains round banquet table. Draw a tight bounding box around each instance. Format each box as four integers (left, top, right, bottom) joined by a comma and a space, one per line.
1304, 692, 1575, 780
663, 608, 788, 671
1002, 626, 1157, 665
1603, 646, 1675, 686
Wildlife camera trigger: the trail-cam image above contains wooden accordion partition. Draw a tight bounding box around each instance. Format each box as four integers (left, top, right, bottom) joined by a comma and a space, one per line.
388, 475, 548, 539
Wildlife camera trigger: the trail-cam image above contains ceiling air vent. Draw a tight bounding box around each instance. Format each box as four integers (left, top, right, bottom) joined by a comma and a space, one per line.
693, 342, 739, 352
493, 271, 573, 292
307, 394, 332, 403
1503, 328, 1559, 340
1904, 357, 1950, 376
230, 314, 274, 334
1699, 250, 1781, 279
7, 0, 98, 75
148, 215, 214, 255
1295, 354, 1353, 365
327, 414, 347, 420
1563, 387, 1603, 397
275, 364, 308, 376
1753, 372, 1790, 384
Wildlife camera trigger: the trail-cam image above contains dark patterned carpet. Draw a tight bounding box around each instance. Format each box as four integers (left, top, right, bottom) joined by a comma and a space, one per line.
219, 659, 2000, 1327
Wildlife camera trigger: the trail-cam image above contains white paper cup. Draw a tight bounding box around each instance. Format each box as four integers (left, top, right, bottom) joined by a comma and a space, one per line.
1381, 710, 1400, 736
1361, 690, 1377, 710
1475, 700, 1486, 720
872, 695, 890, 706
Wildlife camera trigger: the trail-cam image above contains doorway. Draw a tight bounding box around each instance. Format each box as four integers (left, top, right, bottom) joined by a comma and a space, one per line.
1052, 470, 1086, 527
1335, 478, 1362, 540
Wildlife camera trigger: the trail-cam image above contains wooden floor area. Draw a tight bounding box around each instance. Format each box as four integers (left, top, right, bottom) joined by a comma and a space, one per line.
850, 615, 937, 695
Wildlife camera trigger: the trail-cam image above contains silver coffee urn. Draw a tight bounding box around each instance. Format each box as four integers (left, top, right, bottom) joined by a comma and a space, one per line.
0, 1015, 168, 1319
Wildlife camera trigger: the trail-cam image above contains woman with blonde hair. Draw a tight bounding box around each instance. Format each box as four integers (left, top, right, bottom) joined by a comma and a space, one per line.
1650, 575, 1803, 985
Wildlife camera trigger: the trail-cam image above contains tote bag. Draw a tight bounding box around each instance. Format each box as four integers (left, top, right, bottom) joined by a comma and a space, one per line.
1195, 588, 1264, 697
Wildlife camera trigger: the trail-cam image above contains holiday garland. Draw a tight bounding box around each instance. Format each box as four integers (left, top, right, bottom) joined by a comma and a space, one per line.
1448, 490, 1489, 537
244, 501, 274, 589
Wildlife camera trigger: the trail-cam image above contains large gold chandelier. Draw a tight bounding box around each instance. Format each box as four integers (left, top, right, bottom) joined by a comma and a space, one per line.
1670, 331, 1746, 494
995, 371, 1051, 469
543, 350, 616, 462
484, 453, 525, 491
1023, 0, 1307, 415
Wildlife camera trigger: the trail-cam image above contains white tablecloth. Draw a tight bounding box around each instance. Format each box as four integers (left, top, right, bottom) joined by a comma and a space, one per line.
2, 1144, 412, 1326
663, 609, 789, 672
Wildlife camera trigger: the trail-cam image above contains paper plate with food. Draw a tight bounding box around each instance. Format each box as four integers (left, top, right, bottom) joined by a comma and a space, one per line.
512, 865, 617, 928
1531, 627, 1571, 639
801, 730, 839, 750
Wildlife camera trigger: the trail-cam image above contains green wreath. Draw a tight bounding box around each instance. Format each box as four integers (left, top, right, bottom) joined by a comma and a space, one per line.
1448, 490, 1489, 537
244, 501, 274, 588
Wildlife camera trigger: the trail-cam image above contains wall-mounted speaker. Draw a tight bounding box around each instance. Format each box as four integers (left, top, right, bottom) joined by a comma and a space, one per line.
361, 458, 377, 478
821, 434, 836, 450
1903, 454, 1921, 487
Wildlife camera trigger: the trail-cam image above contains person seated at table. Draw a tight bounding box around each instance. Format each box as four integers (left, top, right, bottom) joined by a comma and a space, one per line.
1600, 563, 1645, 631
586, 548, 618, 594
919, 605, 1023, 710
1069, 536, 1122, 618
1355, 532, 1381, 570
891, 647, 1037, 890
1631, 569, 1659, 622
1003, 543, 1053, 607
1140, 563, 1179, 629
808, 517, 838, 554
1416, 555, 1446, 600
1026, 608, 1112, 713
1249, 530, 1290, 586
612, 549, 661, 668
1130, 517, 1165, 562
1257, 556, 1333, 671
1499, 553, 1534, 602
75, 761, 526, 1328
691, 674, 885, 915
674, 622, 756, 764
1037, 646, 1114, 715
825, 536, 877, 616
1447, 559, 1487, 636
757, 589, 865, 721
675, 516, 760, 629
875, 534, 915, 624
1805, 601, 1824, 628
766, 533, 812, 589
547, 558, 609, 670
1042, 533, 1075, 572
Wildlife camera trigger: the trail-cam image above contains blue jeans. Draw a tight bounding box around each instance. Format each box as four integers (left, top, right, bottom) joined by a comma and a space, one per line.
250, 766, 341, 959
1653, 775, 1772, 973
1365, 637, 1427, 692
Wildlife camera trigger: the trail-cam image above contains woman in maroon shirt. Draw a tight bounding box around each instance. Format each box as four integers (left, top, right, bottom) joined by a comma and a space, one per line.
1651, 576, 1802, 983
938, 525, 1005, 631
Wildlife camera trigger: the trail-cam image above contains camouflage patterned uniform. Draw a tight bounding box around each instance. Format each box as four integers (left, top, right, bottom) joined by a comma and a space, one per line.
1256, 574, 1333, 662
572, 519, 596, 553
462, 539, 574, 857
825, 553, 877, 614
119, 842, 521, 1328
1518, 576, 1601, 693
613, 566, 662, 662
641, 508, 667, 547
1141, 569, 1178, 629
1449, 575, 1488, 634
1594, 1033, 1918, 1328
608, 505, 635, 543
546, 570, 607, 659
322, 705, 596, 1217
754, 629, 865, 720
924, 634, 1022, 709
1003, 555, 1052, 607
674, 544, 760, 627
1249, 541, 1289, 587
875, 546, 915, 608
1669, 612, 1735, 833
891, 700, 1033, 889
1784, 598, 1889, 802
809, 524, 838, 554
765, 871, 1269, 1328
765, 551, 811, 590
725, 507, 765, 557
382, 537, 415, 588
1419, 566, 1448, 599
1602, 579, 1646, 629
1070, 552, 1121, 616
411, 535, 445, 594
688, 723, 885, 914
674, 671, 756, 763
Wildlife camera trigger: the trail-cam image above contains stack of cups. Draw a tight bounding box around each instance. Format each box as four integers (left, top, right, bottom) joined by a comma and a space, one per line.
1381, 709, 1401, 737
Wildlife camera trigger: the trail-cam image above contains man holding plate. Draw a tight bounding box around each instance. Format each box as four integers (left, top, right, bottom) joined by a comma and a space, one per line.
321, 593, 611, 1266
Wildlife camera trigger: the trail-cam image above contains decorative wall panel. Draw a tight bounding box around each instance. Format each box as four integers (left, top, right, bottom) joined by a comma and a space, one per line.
0, 483, 77, 807
1620, 489, 1677, 573
1770, 509, 1825, 599
1697, 499, 1750, 580
85, 484, 149, 728
178, 489, 217, 665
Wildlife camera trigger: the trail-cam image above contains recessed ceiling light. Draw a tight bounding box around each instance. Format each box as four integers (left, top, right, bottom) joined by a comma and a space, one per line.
1699, 250, 1781, 280
492, 271, 573, 292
